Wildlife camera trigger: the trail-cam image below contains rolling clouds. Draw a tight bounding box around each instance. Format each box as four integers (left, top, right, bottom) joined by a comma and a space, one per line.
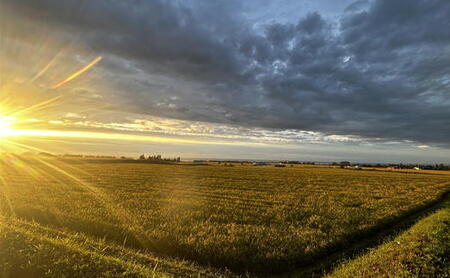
2, 0, 450, 150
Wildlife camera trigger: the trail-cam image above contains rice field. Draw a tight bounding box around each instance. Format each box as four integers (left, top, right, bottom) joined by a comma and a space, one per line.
0, 156, 449, 276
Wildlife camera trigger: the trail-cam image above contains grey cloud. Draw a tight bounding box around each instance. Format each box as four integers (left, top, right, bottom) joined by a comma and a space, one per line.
3, 0, 450, 147
4, 0, 248, 83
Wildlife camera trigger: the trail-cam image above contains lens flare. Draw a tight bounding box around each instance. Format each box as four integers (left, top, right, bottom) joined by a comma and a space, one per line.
52, 56, 102, 89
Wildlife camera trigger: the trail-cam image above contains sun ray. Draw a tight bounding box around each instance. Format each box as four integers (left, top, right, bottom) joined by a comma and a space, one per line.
0, 116, 14, 136
52, 56, 102, 89
1, 138, 156, 249
28, 50, 64, 84
0, 96, 63, 122
0, 174, 15, 217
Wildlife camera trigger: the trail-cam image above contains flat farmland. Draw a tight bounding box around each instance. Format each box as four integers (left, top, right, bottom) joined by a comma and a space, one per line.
0, 157, 449, 276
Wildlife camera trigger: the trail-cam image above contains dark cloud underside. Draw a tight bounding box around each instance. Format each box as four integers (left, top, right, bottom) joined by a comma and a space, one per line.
2, 0, 450, 146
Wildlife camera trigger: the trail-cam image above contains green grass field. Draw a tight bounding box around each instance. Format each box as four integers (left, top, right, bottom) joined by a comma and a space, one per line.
328, 199, 450, 278
0, 156, 449, 277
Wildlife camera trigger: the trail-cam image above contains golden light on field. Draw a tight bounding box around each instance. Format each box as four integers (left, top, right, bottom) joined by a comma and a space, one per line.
0, 50, 156, 251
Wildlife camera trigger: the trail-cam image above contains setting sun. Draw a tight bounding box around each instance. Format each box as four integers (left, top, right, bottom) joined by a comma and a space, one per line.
0, 116, 15, 137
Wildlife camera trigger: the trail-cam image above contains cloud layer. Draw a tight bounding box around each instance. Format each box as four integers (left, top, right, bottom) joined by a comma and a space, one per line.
3, 0, 450, 147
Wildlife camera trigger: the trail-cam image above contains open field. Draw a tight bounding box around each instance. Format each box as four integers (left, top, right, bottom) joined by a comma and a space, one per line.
0, 156, 449, 276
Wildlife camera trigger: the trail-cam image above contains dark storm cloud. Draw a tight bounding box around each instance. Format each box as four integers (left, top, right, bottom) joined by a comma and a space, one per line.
3, 0, 450, 146
3, 0, 248, 82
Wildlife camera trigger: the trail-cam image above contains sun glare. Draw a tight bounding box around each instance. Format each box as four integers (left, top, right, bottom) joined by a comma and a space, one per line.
0, 116, 15, 137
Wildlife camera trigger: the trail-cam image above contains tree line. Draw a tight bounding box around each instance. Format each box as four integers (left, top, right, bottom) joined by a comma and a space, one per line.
139, 154, 181, 162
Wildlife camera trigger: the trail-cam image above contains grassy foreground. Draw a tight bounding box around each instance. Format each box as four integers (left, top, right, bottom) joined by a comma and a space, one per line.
0, 217, 229, 278
0, 156, 449, 275
328, 200, 450, 278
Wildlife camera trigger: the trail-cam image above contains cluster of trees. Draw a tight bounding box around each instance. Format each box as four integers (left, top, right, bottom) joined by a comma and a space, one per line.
423, 164, 450, 170
281, 161, 316, 165
331, 161, 450, 171
387, 164, 450, 170
139, 154, 181, 162
62, 154, 116, 159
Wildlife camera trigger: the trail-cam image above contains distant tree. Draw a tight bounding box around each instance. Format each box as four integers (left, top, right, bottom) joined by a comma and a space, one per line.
139, 154, 146, 160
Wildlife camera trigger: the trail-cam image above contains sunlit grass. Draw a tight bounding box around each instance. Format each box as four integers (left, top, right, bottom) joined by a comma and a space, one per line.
1, 159, 449, 274
328, 199, 450, 278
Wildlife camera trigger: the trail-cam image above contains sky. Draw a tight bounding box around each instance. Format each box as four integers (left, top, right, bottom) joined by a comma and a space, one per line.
0, 0, 450, 163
